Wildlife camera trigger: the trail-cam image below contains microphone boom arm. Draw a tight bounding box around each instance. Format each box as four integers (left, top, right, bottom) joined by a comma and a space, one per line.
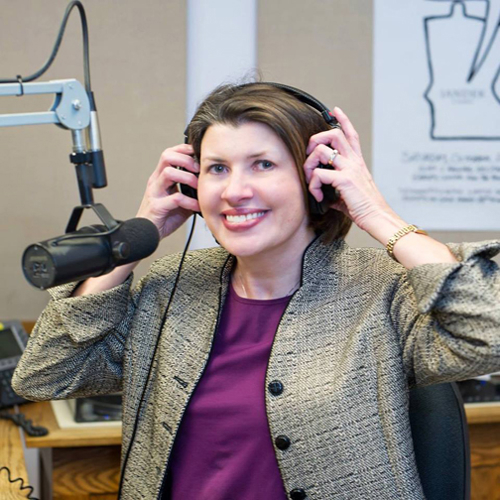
0, 79, 90, 130
0, 78, 115, 230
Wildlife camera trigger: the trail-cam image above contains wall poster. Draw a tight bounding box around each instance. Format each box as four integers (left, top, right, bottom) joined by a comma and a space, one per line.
373, 0, 500, 230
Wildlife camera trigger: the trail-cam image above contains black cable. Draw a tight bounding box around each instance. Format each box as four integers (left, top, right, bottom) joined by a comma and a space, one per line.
0, 1, 91, 92
0, 467, 38, 499
0, 411, 49, 437
117, 214, 198, 497
50, 223, 122, 246
0, 407, 44, 499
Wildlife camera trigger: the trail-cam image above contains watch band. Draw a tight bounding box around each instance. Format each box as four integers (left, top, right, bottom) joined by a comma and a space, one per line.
386, 224, 428, 261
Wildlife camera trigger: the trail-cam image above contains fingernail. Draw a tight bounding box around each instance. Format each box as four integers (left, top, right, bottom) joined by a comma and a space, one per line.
335, 106, 343, 115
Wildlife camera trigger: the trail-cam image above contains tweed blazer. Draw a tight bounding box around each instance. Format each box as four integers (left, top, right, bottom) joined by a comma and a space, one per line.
12, 235, 500, 499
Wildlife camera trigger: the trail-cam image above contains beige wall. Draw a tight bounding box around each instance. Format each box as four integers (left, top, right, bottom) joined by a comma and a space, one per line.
0, 0, 186, 319
258, 0, 500, 254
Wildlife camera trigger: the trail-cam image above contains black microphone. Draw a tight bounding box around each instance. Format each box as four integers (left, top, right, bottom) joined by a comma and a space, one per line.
22, 218, 160, 289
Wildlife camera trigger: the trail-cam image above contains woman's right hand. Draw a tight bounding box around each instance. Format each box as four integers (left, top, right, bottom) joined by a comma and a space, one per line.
73, 144, 199, 296
136, 143, 200, 240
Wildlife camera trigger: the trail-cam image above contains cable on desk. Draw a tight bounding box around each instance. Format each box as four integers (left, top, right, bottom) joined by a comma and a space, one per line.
0, 466, 38, 499
0, 412, 49, 437
0, 406, 44, 499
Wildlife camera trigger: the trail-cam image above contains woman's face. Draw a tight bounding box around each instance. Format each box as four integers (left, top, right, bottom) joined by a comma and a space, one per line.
197, 121, 314, 260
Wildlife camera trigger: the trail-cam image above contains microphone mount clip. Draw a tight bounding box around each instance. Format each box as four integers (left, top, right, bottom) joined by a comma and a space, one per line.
65, 203, 119, 234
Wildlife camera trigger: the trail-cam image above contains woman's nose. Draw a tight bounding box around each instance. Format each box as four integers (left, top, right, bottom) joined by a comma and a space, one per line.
221, 171, 253, 204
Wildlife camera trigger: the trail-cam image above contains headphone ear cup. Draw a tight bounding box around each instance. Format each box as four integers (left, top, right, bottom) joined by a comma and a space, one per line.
176, 167, 203, 217
307, 163, 340, 215
178, 181, 198, 200
308, 193, 327, 215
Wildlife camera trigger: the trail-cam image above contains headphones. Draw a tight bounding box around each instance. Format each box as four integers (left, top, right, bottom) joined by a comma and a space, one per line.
179, 82, 340, 215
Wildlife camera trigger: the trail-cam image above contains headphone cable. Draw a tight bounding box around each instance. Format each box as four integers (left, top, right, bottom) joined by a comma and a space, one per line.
117, 214, 197, 497
0, 1, 91, 92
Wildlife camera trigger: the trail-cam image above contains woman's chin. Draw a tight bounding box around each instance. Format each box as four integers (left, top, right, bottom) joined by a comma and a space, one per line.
215, 235, 267, 259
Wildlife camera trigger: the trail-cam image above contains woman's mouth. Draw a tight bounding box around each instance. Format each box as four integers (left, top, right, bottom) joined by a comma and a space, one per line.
221, 211, 269, 230
225, 211, 266, 223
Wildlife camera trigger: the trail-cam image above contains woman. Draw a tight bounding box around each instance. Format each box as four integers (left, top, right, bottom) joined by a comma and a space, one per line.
12, 83, 500, 500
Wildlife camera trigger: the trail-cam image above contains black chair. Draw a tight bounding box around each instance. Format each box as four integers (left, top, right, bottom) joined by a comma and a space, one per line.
409, 382, 471, 500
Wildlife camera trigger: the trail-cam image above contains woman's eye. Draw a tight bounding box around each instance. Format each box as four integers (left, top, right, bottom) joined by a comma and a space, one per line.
257, 160, 274, 170
209, 164, 226, 174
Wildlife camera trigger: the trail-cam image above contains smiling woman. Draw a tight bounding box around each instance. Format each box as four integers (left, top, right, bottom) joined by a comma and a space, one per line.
11, 81, 500, 500
197, 122, 314, 282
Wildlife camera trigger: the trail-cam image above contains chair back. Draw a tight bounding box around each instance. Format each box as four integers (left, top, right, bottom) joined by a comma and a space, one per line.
409, 382, 471, 500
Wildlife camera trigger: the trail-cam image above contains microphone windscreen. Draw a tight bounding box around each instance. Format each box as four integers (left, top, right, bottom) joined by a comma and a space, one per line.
110, 217, 160, 264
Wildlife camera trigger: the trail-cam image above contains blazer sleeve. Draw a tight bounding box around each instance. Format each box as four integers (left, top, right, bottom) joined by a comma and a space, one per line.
389, 239, 500, 387
12, 274, 139, 401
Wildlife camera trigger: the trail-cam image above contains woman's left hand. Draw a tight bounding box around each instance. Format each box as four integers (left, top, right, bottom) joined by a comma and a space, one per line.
303, 107, 394, 233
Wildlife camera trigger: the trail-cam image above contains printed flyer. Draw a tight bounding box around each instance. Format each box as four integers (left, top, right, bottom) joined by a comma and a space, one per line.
373, 0, 500, 230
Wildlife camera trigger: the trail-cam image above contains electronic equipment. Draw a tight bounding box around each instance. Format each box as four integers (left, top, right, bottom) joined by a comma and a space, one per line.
457, 376, 500, 403
68, 394, 122, 422
0, 321, 30, 409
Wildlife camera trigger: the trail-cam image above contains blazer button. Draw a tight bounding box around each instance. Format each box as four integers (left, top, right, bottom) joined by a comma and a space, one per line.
275, 435, 291, 450
268, 380, 284, 396
290, 488, 307, 499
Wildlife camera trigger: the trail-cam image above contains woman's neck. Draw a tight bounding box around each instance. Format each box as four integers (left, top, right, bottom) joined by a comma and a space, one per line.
231, 229, 316, 300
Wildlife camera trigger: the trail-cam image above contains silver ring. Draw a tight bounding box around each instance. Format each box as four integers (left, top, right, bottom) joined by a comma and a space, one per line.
328, 149, 339, 166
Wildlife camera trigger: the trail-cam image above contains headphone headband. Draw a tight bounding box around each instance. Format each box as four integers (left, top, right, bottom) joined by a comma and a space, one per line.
246, 82, 340, 128
184, 81, 340, 139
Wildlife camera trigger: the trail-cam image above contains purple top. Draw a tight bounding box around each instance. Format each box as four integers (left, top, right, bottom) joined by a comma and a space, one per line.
164, 282, 290, 499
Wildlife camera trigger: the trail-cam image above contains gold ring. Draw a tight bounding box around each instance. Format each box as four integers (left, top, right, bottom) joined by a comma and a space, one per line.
328, 149, 339, 166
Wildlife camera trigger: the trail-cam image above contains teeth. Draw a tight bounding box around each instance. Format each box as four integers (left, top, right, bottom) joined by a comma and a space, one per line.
225, 211, 266, 223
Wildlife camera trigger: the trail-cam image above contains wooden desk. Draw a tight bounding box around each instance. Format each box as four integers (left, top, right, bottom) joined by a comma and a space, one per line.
22, 402, 121, 449
2, 323, 35, 498
22, 402, 121, 499
18, 400, 500, 500
0, 407, 31, 499
465, 402, 500, 425
465, 403, 500, 500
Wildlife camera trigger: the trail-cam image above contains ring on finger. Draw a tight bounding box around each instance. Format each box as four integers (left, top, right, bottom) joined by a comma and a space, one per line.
328, 149, 339, 166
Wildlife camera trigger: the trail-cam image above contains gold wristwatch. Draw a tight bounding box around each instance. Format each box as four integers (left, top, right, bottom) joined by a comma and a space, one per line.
386, 224, 428, 261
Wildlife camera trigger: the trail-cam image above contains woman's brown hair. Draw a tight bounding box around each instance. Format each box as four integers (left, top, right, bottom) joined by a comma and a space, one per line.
186, 82, 352, 242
